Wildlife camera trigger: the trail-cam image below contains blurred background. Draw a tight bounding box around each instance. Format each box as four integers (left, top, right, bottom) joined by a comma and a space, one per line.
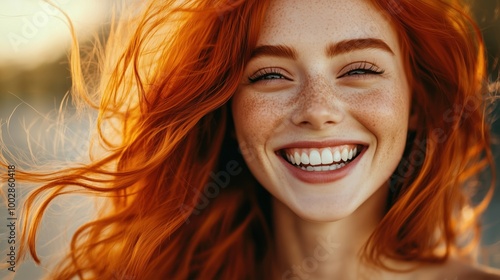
0, 0, 499, 279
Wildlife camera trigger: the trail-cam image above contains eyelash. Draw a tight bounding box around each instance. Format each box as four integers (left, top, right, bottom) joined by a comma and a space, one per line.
248, 67, 290, 83
337, 61, 385, 78
247, 61, 385, 84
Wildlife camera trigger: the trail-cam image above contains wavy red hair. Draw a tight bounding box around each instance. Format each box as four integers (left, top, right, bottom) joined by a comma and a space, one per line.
365, 0, 494, 269
0, 0, 495, 279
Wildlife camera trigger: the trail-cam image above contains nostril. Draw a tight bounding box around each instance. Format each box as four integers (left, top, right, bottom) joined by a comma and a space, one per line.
291, 106, 344, 130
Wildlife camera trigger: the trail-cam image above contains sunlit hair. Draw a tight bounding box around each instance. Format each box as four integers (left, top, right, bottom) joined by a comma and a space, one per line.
0, 0, 494, 278
365, 0, 494, 270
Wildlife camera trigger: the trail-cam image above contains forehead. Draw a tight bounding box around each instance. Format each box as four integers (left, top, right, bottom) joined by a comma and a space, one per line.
258, 0, 397, 48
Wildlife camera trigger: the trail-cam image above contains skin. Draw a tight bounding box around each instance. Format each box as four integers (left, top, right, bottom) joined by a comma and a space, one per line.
233, 0, 409, 223
231, 0, 500, 279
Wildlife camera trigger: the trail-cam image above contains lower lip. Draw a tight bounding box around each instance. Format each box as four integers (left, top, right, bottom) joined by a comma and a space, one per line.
277, 149, 365, 184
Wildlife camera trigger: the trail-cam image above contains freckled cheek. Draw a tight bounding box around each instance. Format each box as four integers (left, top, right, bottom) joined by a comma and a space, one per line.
231, 93, 287, 156
348, 91, 410, 142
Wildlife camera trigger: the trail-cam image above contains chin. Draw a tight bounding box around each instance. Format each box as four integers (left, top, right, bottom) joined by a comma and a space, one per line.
277, 194, 363, 223
272, 181, 388, 224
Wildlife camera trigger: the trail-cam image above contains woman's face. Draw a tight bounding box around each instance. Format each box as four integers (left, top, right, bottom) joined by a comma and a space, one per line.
232, 0, 411, 221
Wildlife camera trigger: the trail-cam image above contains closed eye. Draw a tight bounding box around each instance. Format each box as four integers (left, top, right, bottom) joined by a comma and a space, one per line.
248, 67, 292, 83
337, 61, 384, 78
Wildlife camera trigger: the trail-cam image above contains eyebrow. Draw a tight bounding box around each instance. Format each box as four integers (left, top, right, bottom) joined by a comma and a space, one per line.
250, 44, 298, 60
249, 38, 394, 60
326, 38, 394, 56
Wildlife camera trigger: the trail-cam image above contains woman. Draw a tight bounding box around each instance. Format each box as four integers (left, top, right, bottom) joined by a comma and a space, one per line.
3, 0, 500, 279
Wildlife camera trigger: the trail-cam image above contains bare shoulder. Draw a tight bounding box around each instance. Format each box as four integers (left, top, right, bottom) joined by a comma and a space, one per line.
438, 258, 500, 280
463, 264, 500, 280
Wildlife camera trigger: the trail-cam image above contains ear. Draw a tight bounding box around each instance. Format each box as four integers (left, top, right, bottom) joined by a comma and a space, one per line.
408, 111, 418, 130
408, 103, 418, 131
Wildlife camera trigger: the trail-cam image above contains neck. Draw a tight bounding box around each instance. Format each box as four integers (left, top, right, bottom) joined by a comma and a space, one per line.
270, 183, 389, 280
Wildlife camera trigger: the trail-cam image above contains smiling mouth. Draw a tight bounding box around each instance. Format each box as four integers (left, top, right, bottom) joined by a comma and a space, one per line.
277, 144, 365, 172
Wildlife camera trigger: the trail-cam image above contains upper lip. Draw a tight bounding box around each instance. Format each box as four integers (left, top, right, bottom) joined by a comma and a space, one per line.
275, 139, 369, 151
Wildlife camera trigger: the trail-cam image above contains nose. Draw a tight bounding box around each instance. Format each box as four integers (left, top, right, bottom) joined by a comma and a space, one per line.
291, 75, 345, 130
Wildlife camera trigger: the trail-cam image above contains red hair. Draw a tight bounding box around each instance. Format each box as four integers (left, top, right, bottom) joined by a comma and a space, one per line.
366, 0, 494, 269
0, 0, 494, 278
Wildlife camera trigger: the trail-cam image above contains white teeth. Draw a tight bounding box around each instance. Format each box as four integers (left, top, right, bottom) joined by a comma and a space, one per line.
333, 150, 341, 162
309, 150, 322, 165
284, 146, 361, 170
294, 152, 301, 165
341, 148, 349, 161
321, 149, 333, 164
301, 153, 310, 165
297, 161, 349, 172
